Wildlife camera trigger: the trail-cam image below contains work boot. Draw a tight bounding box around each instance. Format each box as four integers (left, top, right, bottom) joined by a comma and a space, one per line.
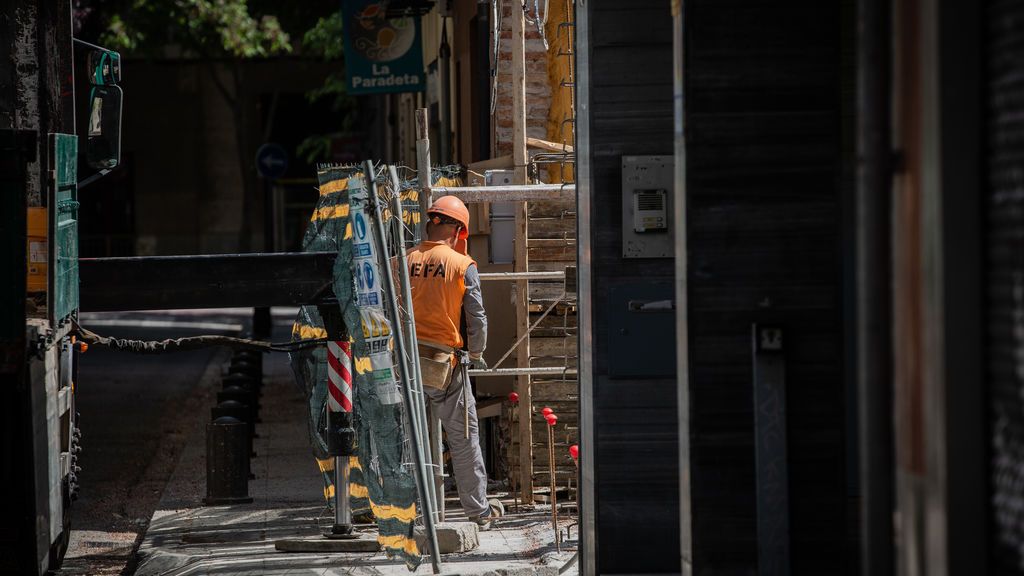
488, 498, 505, 518
472, 511, 494, 531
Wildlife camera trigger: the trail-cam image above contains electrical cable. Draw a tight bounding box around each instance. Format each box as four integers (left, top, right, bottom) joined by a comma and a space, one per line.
74, 322, 327, 354
490, 0, 502, 116
531, 0, 550, 50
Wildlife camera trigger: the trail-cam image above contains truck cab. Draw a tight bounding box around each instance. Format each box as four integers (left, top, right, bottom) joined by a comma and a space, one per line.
0, 5, 122, 572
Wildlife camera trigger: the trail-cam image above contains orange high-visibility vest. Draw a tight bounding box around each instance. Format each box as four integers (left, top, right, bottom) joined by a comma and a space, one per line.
406, 241, 476, 350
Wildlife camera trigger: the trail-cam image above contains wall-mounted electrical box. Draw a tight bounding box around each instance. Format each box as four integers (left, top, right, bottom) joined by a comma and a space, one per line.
621, 155, 674, 258
486, 170, 515, 264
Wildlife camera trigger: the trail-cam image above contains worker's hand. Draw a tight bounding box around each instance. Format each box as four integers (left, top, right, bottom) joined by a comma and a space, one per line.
469, 354, 488, 370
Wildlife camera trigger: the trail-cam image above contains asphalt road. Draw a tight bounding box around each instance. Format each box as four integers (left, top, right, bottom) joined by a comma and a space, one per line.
54, 311, 246, 575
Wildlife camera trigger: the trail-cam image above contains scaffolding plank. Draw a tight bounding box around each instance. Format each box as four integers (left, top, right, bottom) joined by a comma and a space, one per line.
530, 336, 578, 357
531, 356, 579, 368
532, 382, 580, 400
529, 217, 576, 239
529, 200, 576, 218
528, 239, 577, 261
533, 312, 578, 328
528, 282, 567, 301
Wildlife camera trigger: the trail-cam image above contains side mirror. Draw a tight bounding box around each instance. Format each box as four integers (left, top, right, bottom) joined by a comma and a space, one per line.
86, 84, 122, 170
84, 47, 122, 170
87, 49, 121, 85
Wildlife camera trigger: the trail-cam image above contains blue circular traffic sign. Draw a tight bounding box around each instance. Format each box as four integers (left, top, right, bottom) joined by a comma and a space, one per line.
255, 143, 288, 180
355, 213, 367, 240
363, 262, 375, 290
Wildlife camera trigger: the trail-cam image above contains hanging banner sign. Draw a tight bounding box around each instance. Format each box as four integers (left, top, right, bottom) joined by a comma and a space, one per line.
342, 1, 425, 95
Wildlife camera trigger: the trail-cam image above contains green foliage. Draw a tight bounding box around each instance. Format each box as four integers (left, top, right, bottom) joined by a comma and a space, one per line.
296, 11, 354, 164
96, 0, 353, 166
302, 12, 344, 60
100, 0, 291, 58
103, 13, 143, 53
296, 134, 333, 164
299, 73, 357, 163
306, 74, 350, 111
299, 11, 348, 113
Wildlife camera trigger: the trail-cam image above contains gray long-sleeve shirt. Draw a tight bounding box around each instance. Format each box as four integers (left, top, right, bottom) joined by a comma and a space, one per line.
462, 264, 487, 356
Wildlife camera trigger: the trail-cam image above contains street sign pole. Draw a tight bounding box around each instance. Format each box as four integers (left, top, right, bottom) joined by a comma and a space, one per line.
253, 143, 288, 338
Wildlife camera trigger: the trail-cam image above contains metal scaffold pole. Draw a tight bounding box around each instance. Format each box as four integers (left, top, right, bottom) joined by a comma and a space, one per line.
511, 0, 534, 505
430, 183, 575, 202
387, 164, 440, 524
363, 161, 441, 573
470, 367, 578, 377
416, 109, 432, 241
416, 107, 446, 523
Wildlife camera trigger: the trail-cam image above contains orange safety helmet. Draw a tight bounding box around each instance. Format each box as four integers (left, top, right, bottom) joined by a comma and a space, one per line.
427, 195, 470, 240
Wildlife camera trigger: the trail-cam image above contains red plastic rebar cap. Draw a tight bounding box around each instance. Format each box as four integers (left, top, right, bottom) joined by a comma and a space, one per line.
569, 445, 579, 459
508, 392, 519, 403
541, 407, 553, 416
546, 414, 558, 426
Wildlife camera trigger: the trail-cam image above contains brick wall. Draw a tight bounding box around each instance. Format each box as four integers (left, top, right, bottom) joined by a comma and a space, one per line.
493, 0, 552, 157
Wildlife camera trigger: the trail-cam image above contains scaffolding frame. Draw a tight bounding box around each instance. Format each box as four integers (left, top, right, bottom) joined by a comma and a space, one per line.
408, 0, 578, 506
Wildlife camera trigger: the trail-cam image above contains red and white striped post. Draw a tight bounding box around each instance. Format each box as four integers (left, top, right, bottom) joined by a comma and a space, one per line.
326, 340, 355, 538
327, 340, 354, 413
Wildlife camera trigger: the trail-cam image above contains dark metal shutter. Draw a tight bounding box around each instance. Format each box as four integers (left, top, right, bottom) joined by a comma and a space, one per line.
988, 0, 1024, 571
684, 0, 844, 572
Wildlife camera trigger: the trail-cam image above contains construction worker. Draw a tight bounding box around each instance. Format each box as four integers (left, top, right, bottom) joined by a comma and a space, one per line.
407, 195, 493, 530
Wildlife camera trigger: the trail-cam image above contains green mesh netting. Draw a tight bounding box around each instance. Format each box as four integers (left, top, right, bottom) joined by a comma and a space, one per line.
289, 164, 461, 568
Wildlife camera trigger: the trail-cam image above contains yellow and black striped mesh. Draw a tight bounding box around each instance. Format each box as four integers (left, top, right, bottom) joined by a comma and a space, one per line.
316, 456, 372, 516
289, 165, 463, 569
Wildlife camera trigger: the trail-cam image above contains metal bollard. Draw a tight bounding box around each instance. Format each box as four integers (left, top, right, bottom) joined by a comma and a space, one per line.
218, 385, 259, 417
222, 372, 257, 392
234, 351, 263, 372
213, 399, 256, 458
230, 353, 258, 364
227, 360, 261, 381
205, 416, 253, 505
230, 354, 261, 369
226, 366, 262, 395
211, 399, 248, 422
221, 375, 262, 427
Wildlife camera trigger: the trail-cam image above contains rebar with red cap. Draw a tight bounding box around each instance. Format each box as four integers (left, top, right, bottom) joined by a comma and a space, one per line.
545, 411, 560, 550
508, 392, 520, 512
569, 444, 579, 528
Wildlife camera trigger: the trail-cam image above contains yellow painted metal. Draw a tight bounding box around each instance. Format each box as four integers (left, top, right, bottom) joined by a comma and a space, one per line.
26, 207, 47, 293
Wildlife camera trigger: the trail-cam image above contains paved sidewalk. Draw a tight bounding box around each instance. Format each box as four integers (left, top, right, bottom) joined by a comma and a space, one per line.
135, 339, 578, 575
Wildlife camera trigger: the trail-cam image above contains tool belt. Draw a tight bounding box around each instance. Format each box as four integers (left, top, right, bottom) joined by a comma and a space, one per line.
418, 340, 458, 391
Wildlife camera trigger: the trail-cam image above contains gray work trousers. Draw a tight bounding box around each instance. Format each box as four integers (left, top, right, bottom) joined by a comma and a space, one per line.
424, 366, 489, 518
